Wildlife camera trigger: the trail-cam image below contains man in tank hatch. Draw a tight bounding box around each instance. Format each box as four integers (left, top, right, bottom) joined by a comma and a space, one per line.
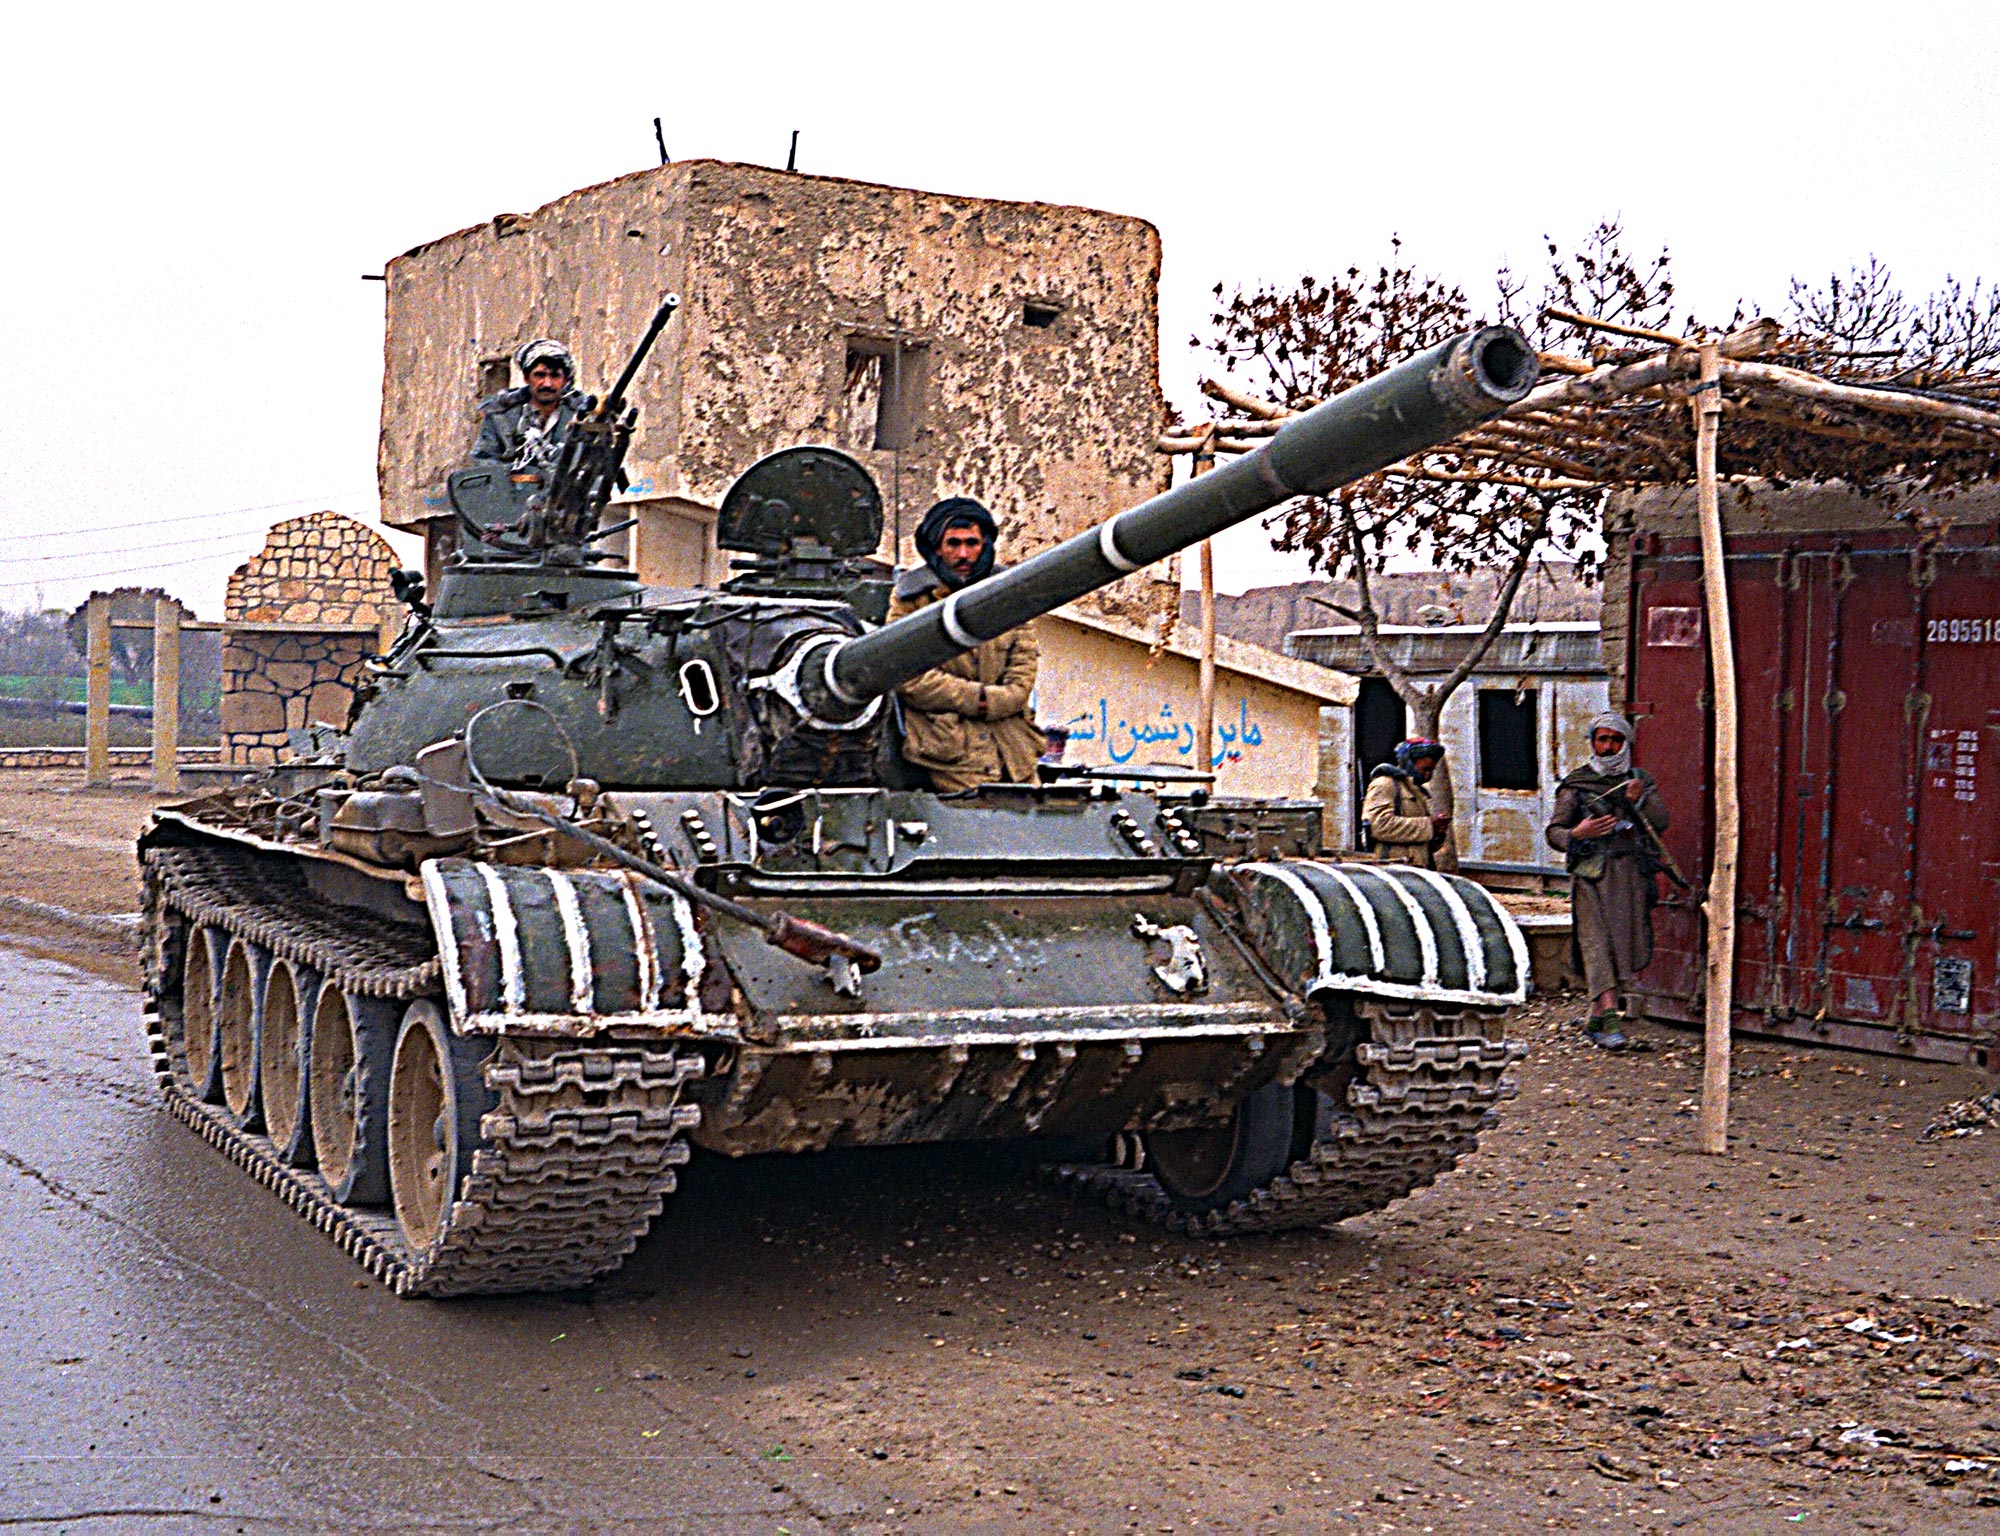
887, 497, 1044, 793
472, 338, 590, 474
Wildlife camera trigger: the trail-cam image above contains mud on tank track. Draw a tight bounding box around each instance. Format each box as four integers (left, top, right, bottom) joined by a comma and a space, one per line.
141, 846, 1527, 1295
144, 847, 704, 1297
1053, 999, 1526, 1235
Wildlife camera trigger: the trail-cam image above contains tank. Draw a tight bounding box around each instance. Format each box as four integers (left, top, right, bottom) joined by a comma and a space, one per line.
139, 305, 1543, 1296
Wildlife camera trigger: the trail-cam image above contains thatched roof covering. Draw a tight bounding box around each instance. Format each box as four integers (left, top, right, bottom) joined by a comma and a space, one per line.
1163, 312, 2000, 503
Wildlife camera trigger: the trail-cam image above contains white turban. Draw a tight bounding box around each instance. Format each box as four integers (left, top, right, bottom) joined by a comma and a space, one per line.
1589, 710, 1634, 776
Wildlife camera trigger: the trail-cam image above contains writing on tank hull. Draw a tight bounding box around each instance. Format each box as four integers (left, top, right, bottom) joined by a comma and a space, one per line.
883, 912, 1056, 970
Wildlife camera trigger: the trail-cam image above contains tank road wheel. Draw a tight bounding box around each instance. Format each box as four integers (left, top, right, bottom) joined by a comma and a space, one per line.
1145, 1081, 1306, 1216
176, 925, 228, 1103
216, 938, 272, 1130
387, 1002, 493, 1258
258, 960, 322, 1166
308, 988, 400, 1205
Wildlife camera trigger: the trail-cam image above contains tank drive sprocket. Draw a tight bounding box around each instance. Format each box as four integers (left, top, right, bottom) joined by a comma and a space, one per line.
1051, 999, 1525, 1235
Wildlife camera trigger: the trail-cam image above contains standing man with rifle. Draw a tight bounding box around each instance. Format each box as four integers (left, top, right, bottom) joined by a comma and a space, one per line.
1546, 711, 1674, 1050
1363, 738, 1455, 869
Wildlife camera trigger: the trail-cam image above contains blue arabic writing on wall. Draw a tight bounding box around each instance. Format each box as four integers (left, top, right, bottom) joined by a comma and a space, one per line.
1062, 697, 1266, 768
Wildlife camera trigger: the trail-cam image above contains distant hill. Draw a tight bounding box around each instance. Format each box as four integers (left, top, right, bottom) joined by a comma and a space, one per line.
1180, 566, 1599, 656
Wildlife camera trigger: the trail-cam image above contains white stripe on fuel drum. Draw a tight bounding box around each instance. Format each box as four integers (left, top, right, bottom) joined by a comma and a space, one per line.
1370, 868, 1440, 988
544, 869, 595, 1015
1306, 861, 1387, 972
668, 891, 706, 1028
475, 864, 525, 1014
1464, 881, 1531, 1003
419, 860, 469, 1023
617, 873, 661, 1011
1401, 866, 1488, 990
1241, 862, 1335, 989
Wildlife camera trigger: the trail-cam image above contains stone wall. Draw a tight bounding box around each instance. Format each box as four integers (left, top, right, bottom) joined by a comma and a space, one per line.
219, 512, 400, 765
0, 746, 219, 771
225, 510, 398, 630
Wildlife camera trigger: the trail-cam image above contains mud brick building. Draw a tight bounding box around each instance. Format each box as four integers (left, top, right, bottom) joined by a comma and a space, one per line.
376, 160, 1172, 618
219, 512, 398, 765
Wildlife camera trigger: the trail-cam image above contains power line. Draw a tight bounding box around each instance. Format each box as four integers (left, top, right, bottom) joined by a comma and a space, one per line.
0, 545, 263, 594
0, 490, 374, 546
10, 526, 275, 565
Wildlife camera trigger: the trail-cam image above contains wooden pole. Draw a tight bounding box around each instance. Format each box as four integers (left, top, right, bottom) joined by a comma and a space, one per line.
152, 597, 181, 793
1692, 341, 1739, 1156
1192, 434, 1218, 775
1197, 539, 1217, 775
84, 594, 111, 788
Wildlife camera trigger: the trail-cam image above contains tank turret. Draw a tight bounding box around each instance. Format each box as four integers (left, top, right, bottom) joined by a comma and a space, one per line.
349, 325, 1534, 789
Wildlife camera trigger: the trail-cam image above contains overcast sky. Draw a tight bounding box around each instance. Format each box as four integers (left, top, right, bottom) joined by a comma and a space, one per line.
5, 1, 1996, 613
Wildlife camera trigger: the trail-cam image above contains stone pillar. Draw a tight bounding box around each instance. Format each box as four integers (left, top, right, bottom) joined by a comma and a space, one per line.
152, 598, 181, 792
85, 594, 111, 787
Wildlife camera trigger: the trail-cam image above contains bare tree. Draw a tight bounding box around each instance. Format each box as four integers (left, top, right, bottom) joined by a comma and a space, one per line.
1787, 259, 2000, 379
1200, 222, 1673, 769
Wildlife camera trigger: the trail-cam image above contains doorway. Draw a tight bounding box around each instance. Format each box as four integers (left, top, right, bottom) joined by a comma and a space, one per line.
1353, 676, 1408, 844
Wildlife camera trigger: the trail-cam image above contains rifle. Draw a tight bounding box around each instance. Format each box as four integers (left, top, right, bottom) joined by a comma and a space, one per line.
538, 293, 681, 546
1578, 780, 1691, 890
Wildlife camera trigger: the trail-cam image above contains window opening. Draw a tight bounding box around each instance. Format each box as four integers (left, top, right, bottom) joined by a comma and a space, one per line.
1356, 677, 1408, 777
1022, 300, 1063, 329
1477, 687, 1539, 791
843, 335, 924, 451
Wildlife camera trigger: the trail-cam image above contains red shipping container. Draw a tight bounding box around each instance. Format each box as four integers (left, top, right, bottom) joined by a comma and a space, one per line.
1613, 487, 2000, 1066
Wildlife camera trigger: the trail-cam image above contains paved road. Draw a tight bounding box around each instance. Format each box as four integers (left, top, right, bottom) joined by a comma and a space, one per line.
0, 943, 864, 1533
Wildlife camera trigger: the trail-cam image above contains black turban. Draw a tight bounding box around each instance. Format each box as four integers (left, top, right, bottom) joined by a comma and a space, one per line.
914, 497, 998, 589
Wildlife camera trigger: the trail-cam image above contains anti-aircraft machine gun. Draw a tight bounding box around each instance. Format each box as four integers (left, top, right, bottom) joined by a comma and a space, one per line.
140, 306, 1542, 1296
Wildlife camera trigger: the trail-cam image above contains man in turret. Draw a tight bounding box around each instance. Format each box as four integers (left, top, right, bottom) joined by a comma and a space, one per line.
1362, 738, 1454, 868
887, 498, 1043, 793
472, 339, 589, 472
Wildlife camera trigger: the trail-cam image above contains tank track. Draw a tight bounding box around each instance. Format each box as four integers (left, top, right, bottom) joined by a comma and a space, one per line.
142, 848, 703, 1297
1051, 1000, 1525, 1236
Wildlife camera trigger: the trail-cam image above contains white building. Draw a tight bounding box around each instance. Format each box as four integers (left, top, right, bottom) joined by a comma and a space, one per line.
1287, 622, 1609, 881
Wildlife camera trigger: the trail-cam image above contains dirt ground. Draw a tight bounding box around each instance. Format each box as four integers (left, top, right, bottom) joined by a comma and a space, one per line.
4, 766, 1998, 1532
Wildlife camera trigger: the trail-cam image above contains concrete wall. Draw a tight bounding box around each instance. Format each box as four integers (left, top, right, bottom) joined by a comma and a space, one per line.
1035, 610, 1350, 804
219, 512, 399, 765
380, 160, 1173, 622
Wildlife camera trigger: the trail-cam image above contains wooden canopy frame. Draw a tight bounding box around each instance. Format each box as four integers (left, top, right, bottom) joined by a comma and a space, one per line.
1160, 314, 2000, 1153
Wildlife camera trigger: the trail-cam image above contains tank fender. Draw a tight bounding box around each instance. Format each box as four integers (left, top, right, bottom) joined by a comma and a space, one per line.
1216, 861, 1529, 1009
417, 858, 732, 1036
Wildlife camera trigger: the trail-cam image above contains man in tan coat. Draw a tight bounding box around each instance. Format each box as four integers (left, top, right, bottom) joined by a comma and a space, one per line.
888, 498, 1044, 793
1361, 738, 1453, 868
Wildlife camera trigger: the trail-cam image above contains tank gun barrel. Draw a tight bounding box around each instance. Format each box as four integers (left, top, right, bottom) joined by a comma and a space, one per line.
795, 325, 1536, 721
